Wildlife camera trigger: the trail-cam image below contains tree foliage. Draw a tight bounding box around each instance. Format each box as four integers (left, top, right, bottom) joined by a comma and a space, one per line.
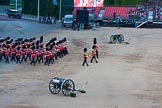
22, 0, 74, 18
104, 0, 144, 6
0, 0, 9, 5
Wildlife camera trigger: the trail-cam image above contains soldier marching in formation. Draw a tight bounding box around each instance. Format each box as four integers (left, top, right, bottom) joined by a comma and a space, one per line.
0, 36, 68, 66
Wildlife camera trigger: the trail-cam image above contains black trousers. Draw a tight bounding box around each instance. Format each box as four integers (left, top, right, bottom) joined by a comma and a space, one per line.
16, 57, 21, 64
21, 55, 26, 62
30, 58, 36, 66
26, 54, 31, 61
55, 54, 58, 60
10, 55, 16, 62
0, 54, 3, 61
44, 58, 50, 66
90, 56, 98, 63
96, 50, 99, 59
5, 56, 9, 63
39, 56, 44, 63
36, 56, 40, 64
50, 57, 54, 64
82, 59, 88, 66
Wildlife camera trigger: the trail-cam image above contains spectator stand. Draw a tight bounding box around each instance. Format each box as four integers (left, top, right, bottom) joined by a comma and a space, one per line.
73, 3, 162, 28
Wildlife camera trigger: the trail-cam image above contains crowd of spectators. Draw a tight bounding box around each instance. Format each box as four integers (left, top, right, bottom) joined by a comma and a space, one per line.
131, 5, 162, 22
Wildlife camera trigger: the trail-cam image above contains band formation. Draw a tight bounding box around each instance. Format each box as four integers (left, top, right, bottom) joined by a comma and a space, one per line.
0, 36, 68, 66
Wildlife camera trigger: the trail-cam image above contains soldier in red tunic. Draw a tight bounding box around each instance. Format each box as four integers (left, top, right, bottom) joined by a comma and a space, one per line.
90, 45, 98, 63
21, 45, 27, 62
10, 45, 16, 62
62, 37, 68, 55
93, 38, 99, 59
53, 44, 58, 60
57, 42, 62, 58
5, 46, 10, 63
39, 44, 44, 63
35, 45, 40, 64
26, 45, 31, 61
0, 45, 2, 61
82, 48, 88, 66
16, 47, 21, 64
30, 46, 36, 66
2, 44, 6, 60
49, 45, 55, 64
44, 48, 50, 66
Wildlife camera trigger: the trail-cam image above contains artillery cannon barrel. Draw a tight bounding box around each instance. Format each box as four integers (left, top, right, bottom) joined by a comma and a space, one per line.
52, 79, 60, 83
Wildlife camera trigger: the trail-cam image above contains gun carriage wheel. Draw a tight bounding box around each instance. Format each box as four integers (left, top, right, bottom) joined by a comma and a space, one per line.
49, 77, 61, 94
110, 34, 124, 43
61, 79, 75, 96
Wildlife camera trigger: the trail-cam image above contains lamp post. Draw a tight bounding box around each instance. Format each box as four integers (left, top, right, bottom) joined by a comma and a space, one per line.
16, 0, 17, 10
59, 0, 62, 22
38, 0, 40, 19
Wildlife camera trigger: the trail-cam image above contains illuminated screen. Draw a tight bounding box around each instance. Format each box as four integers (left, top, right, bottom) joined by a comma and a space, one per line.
74, 0, 104, 7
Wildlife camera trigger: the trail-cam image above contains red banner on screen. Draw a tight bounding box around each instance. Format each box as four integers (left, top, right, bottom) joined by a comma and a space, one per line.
74, 0, 104, 7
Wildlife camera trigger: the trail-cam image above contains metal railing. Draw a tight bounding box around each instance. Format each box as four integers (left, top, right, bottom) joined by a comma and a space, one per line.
22, 14, 38, 21
0, 5, 9, 15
